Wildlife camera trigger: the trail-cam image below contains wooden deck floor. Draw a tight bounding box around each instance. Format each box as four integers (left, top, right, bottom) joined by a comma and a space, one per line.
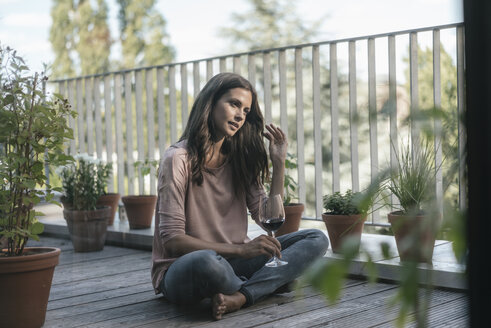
28, 236, 469, 328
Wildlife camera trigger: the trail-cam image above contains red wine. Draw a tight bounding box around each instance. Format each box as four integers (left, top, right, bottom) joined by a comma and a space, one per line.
263, 217, 285, 233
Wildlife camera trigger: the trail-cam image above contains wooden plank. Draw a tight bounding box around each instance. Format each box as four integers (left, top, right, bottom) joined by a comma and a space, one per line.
146, 68, 156, 194
263, 52, 272, 124
124, 72, 135, 195
55, 245, 145, 267
294, 48, 306, 204
278, 50, 288, 135
85, 77, 94, 155
135, 70, 145, 195
113, 74, 125, 194
349, 40, 359, 192
312, 45, 323, 218
330, 43, 340, 193
52, 253, 151, 284
93, 76, 103, 159
156, 68, 166, 155
103, 75, 114, 192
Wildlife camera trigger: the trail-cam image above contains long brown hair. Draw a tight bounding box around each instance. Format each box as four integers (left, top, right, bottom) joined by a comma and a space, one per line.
180, 72, 268, 195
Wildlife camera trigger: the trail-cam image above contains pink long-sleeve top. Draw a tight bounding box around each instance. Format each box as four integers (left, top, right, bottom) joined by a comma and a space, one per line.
151, 140, 266, 293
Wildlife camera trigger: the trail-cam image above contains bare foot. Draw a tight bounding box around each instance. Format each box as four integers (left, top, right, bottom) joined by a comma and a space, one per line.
212, 292, 246, 320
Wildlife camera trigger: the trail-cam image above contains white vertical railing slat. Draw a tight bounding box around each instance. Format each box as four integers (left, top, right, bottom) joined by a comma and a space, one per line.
248, 54, 256, 90
312, 45, 323, 217
66, 80, 76, 155
169, 65, 178, 143
193, 62, 200, 98
146, 69, 156, 195
93, 77, 103, 159
181, 64, 189, 130
124, 72, 135, 195
388, 35, 399, 208
157, 68, 166, 156
103, 75, 114, 192
410, 32, 420, 156
233, 56, 241, 75
206, 60, 213, 81
294, 48, 306, 204
349, 40, 360, 192
263, 52, 272, 124
85, 78, 94, 156
368, 38, 379, 222
114, 74, 124, 194
76, 79, 85, 154
135, 70, 145, 195
330, 43, 340, 193
278, 50, 288, 135
433, 29, 444, 213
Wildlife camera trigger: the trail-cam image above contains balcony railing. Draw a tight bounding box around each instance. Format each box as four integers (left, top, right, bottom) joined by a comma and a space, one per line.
50, 23, 465, 225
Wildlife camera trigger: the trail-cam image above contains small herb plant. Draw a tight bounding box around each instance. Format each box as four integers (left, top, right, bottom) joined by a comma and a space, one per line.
0, 45, 75, 256
58, 154, 111, 211
134, 159, 159, 177
323, 190, 364, 215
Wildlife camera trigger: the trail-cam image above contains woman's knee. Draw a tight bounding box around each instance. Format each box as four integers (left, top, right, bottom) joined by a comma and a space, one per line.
303, 229, 329, 256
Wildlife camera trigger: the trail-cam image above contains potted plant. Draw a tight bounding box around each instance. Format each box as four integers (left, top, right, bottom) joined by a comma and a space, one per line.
322, 189, 374, 254
59, 154, 112, 252
122, 159, 158, 229
0, 46, 75, 327
387, 140, 440, 264
274, 153, 304, 236
95, 164, 120, 226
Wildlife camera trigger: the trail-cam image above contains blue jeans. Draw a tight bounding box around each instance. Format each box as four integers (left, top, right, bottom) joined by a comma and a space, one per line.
160, 229, 329, 306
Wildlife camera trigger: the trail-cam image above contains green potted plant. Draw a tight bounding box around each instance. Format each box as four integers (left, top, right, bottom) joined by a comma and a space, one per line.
271, 153, 304, 236
59, 154, 112, 252
122, 159, 158, 229
0, 45, 75, 327
387, 140, 440, 263
322, 189, 374, 254
95, 164, 120, 226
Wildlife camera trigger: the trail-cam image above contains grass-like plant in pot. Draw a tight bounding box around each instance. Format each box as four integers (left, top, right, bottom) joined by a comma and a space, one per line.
122, 159, 158, 229
322, 189, 375, 254
0, 45, 75, 327
59, 154, 112, 252
387, 139, 440, 264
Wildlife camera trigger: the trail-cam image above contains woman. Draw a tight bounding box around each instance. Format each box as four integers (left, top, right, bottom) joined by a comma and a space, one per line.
151, 72, 329, 320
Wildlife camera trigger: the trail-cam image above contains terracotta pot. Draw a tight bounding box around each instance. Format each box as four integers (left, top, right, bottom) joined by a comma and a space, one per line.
63, 206, 111, 252
388, 211, 439, 264
0, 247, 60, 328
96, 193, 121, 225
276, 203, 304, 237
322, 213, 366, 254
122, 195, 157, 229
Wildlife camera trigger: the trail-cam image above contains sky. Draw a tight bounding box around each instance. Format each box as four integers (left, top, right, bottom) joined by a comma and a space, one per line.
0, 0, 463, 74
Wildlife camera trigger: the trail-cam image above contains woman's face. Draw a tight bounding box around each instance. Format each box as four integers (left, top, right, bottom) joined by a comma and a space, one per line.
212, 88, 252, 140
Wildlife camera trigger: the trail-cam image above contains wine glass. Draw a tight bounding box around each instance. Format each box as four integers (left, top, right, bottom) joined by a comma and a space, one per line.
259, 194, 288, 267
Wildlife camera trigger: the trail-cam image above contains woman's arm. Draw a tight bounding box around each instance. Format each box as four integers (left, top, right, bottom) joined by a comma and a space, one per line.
165, 234, 282, 259
264, 124, 288, 198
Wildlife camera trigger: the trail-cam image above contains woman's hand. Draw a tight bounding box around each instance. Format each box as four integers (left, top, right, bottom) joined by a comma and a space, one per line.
240, 235, 282, 259
264, 123, 287, 167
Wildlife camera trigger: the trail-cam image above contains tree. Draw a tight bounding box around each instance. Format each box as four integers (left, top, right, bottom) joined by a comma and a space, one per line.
49, 0, 111, 78
49, 0, 76, 78
219, 0, 323, 51
117, 0, 175, 68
